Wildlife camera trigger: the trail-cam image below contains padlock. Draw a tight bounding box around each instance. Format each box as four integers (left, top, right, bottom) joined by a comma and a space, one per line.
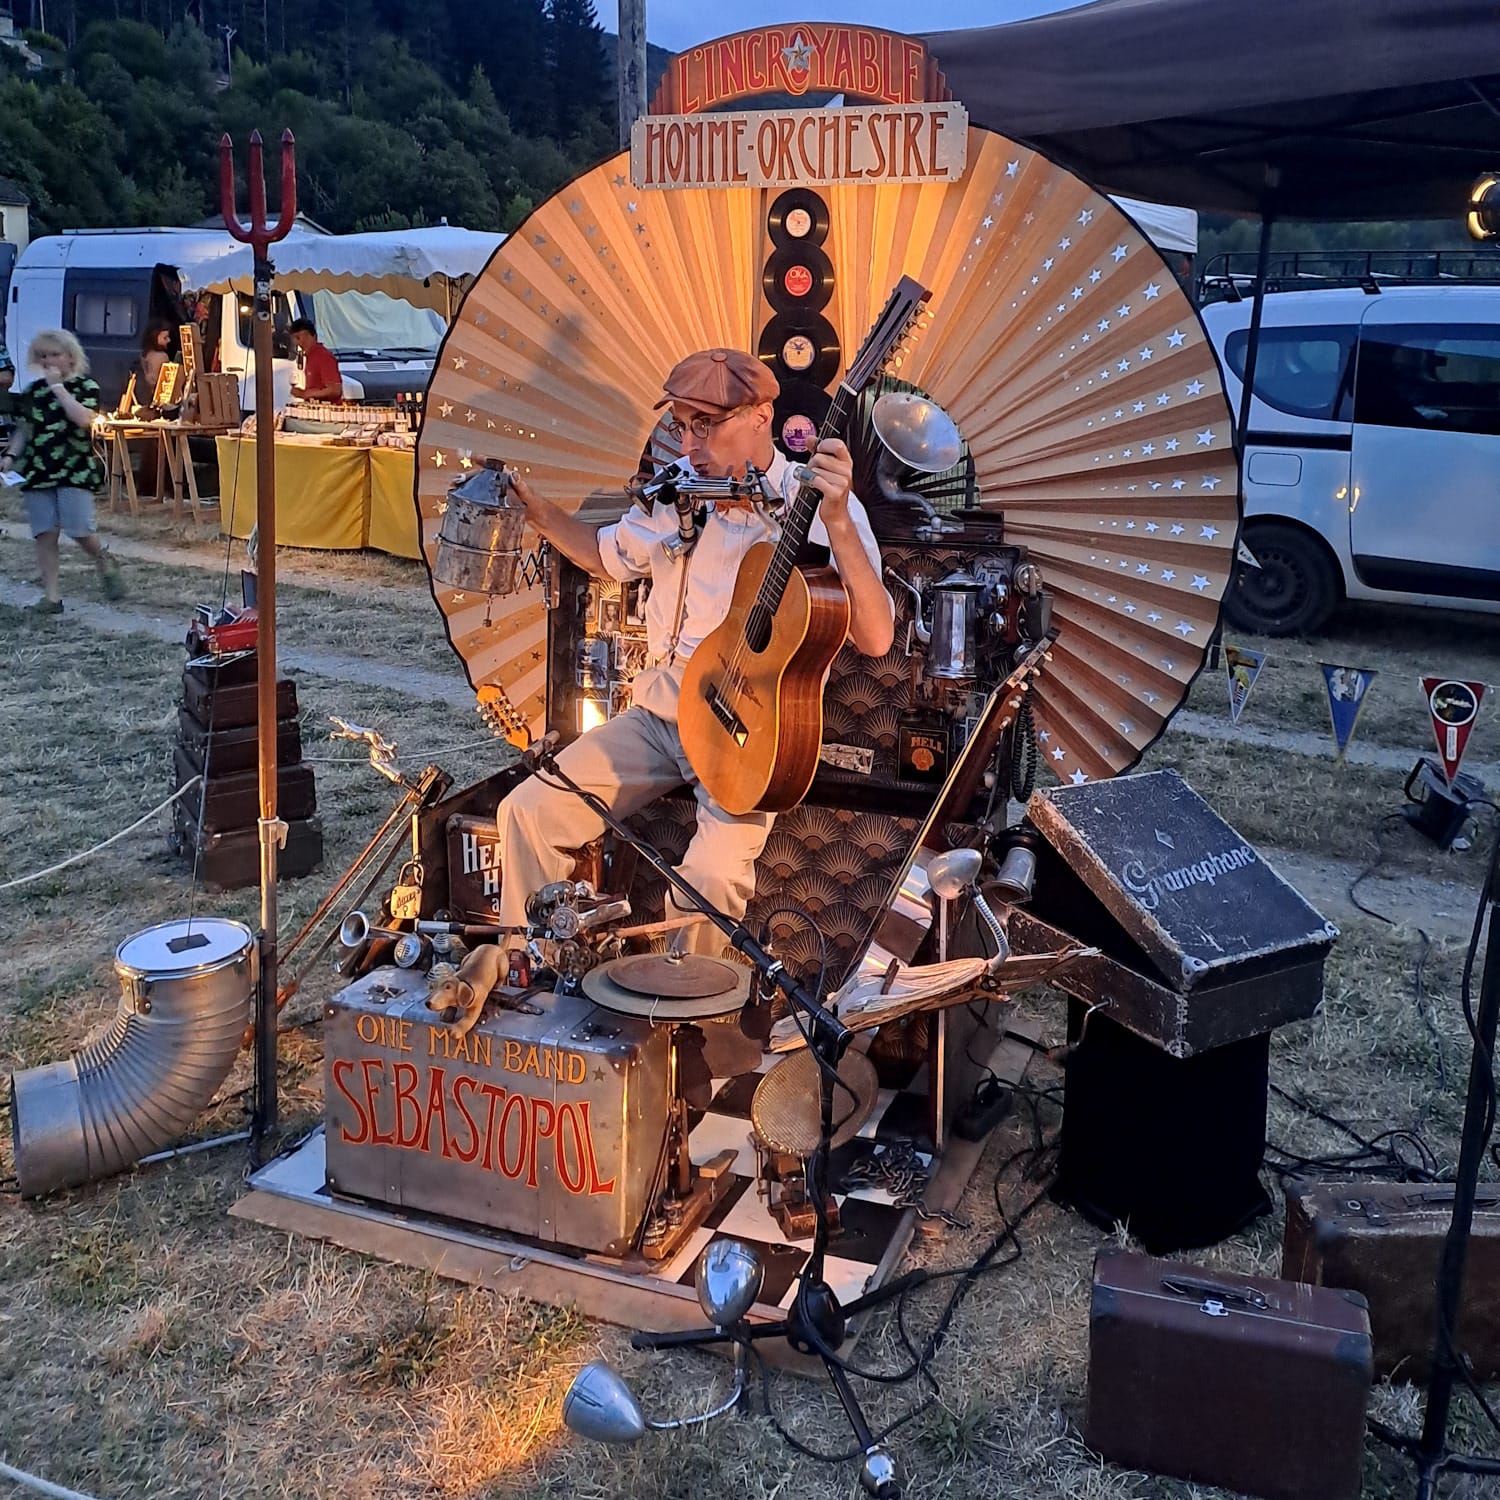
388, 860, 424, 921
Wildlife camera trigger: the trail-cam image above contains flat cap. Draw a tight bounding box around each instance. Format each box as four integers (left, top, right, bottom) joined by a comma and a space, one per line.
653, 348, 780, 412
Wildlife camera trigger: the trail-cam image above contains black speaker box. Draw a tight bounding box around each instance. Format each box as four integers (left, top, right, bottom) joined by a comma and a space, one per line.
1055, 997, 1273, 1253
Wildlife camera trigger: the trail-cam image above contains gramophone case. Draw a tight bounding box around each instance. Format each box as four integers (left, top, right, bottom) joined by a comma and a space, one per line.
324, 970, 670, 1255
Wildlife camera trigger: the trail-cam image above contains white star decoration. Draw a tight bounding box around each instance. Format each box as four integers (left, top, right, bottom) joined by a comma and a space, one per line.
1008, 160, 1020, 177
453, 356, 467, 370
1111, 244, 1127, 261
1196, 429, 1215, 446
1191, 575, 1210, 591
1144, 282, 1161, 299
1145, 522, 1159, 532
1078, 206, 1092, 223
1147, 611, 1163, 623
1161, 569, 1176, 582
1167, 329, 1186, 348
432, 451, 446, 467
1051, 747, 1065, 761
1070, 769, 1089, 784
1186, 380, 1204, 396
1201, 476, 1222, 490
1201, 525, 1220, 539
439, 401, 453, 417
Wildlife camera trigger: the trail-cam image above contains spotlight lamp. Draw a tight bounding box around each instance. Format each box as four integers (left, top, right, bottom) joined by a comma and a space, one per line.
562, 1241, 764, 1448
1467, 172, 1500, 241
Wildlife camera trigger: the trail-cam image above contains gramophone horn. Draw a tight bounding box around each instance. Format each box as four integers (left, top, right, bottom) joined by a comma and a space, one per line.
870, 391, 962, 474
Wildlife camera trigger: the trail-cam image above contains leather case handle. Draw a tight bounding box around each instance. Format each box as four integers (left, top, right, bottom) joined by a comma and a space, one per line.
1160, 1273, 1269, 1311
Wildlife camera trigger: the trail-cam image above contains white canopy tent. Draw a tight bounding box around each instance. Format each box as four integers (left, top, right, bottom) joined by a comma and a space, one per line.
180, 226, 507, 315
1111, 196, 1198, 255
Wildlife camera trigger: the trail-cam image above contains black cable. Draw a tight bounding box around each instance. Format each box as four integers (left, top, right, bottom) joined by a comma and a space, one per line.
1266, 1081, 1441, 1182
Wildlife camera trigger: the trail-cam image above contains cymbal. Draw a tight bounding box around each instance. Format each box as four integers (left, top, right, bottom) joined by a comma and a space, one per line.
582, 954, 751, 1021
606, 953, 744, 999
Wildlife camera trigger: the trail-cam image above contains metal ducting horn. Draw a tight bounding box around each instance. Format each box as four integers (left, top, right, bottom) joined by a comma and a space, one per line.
990, 828, 1041, 906
870, 391, 965, 535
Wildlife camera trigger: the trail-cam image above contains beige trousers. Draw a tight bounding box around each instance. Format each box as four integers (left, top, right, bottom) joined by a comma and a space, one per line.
495, 706, 775, 955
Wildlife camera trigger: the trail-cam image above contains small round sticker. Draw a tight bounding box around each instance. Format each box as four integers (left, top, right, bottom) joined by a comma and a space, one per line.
784, 207, 814, 239
783, 264, 815, 298
781, 414, 818, 453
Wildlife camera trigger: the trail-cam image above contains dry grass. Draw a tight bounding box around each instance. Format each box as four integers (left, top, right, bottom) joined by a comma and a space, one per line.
0, 537, 1498, 1498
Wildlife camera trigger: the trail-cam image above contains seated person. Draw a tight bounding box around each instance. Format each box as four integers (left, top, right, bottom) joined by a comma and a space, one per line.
496, 348, 895, 958
289, 318, 343, 402
138, 320, 174, 403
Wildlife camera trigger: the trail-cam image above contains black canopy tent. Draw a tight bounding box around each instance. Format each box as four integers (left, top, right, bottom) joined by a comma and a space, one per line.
921, 0, 1500, 220
919, 6, 1499, 1495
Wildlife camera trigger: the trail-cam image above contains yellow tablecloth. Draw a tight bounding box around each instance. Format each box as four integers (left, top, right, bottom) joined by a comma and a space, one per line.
215, 438, 419, 557
367, 446, 422, 559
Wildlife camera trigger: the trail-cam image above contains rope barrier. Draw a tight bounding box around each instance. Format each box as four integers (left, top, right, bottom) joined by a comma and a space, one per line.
0, 778, 201, 892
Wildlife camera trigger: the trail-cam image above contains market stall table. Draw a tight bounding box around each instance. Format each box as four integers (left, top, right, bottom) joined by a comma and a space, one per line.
99, 418, 234, 526
216, 435, 419, 556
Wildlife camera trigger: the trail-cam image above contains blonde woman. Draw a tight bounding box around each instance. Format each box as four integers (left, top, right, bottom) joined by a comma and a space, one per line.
0, 330, 124, 614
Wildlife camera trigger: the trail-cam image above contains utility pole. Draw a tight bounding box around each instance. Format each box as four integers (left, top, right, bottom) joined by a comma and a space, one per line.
616, 0, 646, 151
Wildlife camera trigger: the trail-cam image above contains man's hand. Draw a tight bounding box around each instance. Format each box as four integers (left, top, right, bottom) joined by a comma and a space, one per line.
805, 436, 854, 520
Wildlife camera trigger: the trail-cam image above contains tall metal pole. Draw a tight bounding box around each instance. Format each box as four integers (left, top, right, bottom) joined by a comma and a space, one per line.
616, 0, 647, 150
220, 129, 297, 1152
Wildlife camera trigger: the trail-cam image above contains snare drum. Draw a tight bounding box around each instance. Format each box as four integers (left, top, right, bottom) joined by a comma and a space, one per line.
114, 917, 256, 1024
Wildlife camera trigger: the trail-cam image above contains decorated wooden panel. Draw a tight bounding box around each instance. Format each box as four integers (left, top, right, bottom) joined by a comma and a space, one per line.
418, 128, 1239, 783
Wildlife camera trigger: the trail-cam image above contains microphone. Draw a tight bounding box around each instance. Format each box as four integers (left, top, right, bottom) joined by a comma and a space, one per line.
520, 730, 562, 769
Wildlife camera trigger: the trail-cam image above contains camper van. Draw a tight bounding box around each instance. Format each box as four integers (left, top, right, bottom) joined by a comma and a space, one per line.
5, 228, 445, 410
1201, 283, 1500, 635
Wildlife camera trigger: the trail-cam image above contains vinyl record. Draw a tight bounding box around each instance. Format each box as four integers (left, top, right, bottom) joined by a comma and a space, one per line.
757, 313, 840, 387
419, 130, 1239, 781
766, 186, 830, 249
763, 242, 834, 314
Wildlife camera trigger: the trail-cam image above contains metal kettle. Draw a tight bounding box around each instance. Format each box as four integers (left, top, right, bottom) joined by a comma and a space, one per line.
887, 568, 986, 679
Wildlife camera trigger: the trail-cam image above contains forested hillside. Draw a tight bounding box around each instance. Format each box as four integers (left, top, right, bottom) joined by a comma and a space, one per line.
0, 0, 636, 235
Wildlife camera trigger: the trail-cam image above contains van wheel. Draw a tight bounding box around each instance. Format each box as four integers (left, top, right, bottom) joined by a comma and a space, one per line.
1223, 523, 1340, 637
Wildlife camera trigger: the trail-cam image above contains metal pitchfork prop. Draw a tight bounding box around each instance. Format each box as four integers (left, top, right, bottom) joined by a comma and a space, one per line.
220, 129, 296, 1154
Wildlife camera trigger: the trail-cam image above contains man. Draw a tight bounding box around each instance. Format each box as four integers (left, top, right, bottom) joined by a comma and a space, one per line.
289, 318, 343, 402
497, 348, 894, 956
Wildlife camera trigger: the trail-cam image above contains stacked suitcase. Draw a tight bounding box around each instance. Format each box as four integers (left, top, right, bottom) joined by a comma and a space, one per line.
169, 648, 322, 891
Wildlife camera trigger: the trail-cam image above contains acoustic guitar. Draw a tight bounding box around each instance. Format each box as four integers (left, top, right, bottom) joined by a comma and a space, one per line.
679, 276, 932, 816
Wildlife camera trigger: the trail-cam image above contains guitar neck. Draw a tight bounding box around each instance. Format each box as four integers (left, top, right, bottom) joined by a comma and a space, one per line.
754, 381, 857, 618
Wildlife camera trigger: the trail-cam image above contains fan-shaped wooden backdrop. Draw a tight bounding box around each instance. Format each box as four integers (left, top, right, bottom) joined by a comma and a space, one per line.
417, 127, 1239, 783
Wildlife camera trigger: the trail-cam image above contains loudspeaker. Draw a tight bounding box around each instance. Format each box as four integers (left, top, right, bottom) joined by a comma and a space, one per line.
1054, 998, 1272, 1253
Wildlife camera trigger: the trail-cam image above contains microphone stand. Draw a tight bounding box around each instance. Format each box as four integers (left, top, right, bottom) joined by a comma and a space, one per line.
527, 745, 910, 1498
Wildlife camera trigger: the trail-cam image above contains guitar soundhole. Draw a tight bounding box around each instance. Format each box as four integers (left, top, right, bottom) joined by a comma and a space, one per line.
745, 605, 772, 654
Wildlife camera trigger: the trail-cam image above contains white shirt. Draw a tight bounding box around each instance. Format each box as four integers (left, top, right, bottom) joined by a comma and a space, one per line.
596, 448, 884, 720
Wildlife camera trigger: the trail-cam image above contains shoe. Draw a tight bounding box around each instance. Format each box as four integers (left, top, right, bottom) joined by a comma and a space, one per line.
99, 556, 126, 601
27, 598, 63, 616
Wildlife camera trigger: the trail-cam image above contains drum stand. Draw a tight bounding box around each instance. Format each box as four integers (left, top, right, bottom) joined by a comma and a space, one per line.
531, 746, 915, 1498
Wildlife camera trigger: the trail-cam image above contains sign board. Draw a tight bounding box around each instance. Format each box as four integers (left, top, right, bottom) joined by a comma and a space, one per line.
632, 102, 969, 191
651, 24, 948, 113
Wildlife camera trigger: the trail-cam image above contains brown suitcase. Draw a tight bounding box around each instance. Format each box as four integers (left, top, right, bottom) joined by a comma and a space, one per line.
1086, 1249, 1372, 1500
171, 805, 323, 891
1282, 1179, 1500, 1379
176, 709, 302, 776
172, 745, 316, 833
181, 672, 298, 731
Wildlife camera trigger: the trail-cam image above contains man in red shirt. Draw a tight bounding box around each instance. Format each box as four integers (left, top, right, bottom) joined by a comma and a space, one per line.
289, 318, 343, 401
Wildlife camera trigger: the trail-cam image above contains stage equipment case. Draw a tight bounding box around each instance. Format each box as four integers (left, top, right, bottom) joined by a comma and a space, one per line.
324, 969, 671, 1256
1085, 1249, 1373, 1500
1283, 1179, 1500, 1379
1013, 769, 1338, 1251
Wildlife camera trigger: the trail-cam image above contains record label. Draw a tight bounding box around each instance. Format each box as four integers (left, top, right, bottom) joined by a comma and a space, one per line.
781, 333, 818, 372
767, 187, 830, 249
784, 207, 814, 239
783, 264, 815, 299
781, 414, 818, 454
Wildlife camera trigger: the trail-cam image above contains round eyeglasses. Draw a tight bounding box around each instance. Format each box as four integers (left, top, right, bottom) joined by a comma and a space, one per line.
664, 406, 749, 441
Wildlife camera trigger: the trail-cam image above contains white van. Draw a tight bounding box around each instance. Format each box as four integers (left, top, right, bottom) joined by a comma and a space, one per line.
5, 228, 442, 410
1200, 284, 1500, 635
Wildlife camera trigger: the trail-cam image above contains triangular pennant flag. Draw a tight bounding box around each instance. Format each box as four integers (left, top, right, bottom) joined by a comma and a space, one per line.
1421, 677, 1487, 788
1224, 644, 1268, 724
1320, 663, 1377, 759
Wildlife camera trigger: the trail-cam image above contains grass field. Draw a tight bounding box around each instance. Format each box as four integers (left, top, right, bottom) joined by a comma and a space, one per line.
1, 507, 1498, 1499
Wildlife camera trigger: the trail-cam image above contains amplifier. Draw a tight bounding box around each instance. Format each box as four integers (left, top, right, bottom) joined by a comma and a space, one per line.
324, 968, 669, 1255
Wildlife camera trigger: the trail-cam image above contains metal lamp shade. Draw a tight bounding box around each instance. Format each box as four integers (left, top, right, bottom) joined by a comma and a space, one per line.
562, 1361, 647, 1444
694, 1238, 764, 1328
